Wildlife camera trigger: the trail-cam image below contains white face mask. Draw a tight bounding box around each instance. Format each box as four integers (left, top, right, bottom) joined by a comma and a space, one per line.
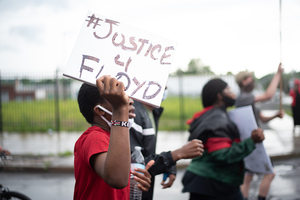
96, 105, 133, 129
128, 118, 134, 129
97, 105, 112, 127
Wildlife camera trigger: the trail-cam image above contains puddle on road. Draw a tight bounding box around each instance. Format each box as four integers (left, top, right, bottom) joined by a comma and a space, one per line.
273, 164, 295, 174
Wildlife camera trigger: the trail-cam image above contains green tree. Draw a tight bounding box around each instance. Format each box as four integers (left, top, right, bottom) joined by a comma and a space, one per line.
186, 58, 214, 75
175, 68, 184, 76
187, 58, 203, 74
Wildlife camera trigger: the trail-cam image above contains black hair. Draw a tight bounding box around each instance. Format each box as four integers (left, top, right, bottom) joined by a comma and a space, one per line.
77, 83, 106, 124
202, 78, 227, 108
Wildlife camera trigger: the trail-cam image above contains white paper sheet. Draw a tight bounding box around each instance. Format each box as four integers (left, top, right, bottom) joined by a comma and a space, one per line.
228, 105, 273, 174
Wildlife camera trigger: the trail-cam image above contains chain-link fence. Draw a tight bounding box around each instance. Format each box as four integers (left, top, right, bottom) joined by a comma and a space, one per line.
0, 70, 238, 132
0, 70, 89, 132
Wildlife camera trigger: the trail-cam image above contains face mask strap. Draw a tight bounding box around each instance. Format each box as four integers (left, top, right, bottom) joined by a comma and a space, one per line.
96, 105, 112, 127
100, 116, 112, 127
96, 105, 112, 115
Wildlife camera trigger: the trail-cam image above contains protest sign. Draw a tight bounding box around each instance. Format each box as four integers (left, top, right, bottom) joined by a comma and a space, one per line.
63, 11, 177, 108
228, 105, 273, 174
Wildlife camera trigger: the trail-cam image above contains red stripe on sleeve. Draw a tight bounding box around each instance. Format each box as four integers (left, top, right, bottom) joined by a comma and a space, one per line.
206, 137, 232, 153
233, 138, 241, 143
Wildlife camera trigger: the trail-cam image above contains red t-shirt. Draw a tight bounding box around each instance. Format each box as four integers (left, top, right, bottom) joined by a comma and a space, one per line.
73, 126, 130, 200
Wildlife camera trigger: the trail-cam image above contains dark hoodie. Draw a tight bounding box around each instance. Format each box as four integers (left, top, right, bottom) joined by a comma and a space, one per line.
182, 106, 256, 196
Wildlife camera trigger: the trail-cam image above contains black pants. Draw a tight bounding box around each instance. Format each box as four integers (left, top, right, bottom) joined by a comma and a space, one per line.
292, 106, 300, 126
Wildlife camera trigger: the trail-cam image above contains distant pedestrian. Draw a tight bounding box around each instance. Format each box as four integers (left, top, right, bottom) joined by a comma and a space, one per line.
235, 63, 284, 200
289, 78, 300, 134
182, 78, 265, 200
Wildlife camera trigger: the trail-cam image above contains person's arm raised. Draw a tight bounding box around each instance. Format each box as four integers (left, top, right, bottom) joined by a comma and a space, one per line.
93, 75, 131, 189
255, 63, 283, 102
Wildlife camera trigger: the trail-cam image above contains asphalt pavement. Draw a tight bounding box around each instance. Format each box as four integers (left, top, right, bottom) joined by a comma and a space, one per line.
1, 156, 300, 200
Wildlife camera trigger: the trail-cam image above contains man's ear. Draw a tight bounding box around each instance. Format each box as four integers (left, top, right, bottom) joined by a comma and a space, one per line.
94, 106, 105, 116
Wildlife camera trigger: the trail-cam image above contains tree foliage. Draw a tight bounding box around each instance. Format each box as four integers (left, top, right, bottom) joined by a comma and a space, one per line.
176, 58, 215, 75
260, 71, 300, 94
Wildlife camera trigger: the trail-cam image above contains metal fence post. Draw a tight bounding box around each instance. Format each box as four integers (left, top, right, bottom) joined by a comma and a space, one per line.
178, 72, 185, 130
54, 69, 60, 132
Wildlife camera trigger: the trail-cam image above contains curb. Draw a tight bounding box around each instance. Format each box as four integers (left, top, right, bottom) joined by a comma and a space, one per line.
2, 166, 74, 173
2, 151, 300, 173
270, 151, 300, 161
1, 155, 74, 173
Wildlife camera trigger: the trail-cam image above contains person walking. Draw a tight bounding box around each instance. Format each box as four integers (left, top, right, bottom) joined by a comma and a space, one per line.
235, 63, 284, 200
182, 78, 265, 200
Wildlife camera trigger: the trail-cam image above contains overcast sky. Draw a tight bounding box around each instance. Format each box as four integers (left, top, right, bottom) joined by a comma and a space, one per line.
0, 0, 299, 78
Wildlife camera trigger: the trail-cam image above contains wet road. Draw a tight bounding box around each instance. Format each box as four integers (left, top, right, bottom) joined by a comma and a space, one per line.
1, 156, 300, 200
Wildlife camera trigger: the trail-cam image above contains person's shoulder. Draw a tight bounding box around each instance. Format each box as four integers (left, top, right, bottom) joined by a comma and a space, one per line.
79, 126, 109, 141
84, 126, 106, 134
192, 107, 227, 127
207, 107, 226, 119
238, 91, 254, 99
188, 108, 228, 140
236, 92, 254, 107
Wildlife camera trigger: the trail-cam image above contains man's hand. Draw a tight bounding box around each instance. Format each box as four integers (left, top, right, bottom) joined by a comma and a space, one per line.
251, 128, 265, 143
277, 110, 285, 118
277, 63, 284, 75
161, 174, 176, 189
131, 160, 155, 192
96, 75, 129, 110
171, 139, 204, 161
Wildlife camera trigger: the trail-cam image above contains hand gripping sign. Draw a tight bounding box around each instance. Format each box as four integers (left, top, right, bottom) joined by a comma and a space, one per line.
63, 11, 177, 108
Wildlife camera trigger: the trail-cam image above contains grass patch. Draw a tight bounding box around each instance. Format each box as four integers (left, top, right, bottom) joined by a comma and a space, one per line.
58, 151, 73, 157
2, 98, 293, 132
2, 100, 88, 132
159, 96, 203, 130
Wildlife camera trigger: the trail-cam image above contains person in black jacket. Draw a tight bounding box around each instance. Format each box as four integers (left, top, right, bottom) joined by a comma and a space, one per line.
182, 78, 265, 200
130, 93, 204, 200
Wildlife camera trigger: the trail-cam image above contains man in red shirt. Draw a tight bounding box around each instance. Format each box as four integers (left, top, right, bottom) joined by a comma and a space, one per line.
74, 76, 154, 200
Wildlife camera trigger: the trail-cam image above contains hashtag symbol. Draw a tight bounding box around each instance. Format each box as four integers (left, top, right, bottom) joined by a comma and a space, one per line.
85, 14, 103, 29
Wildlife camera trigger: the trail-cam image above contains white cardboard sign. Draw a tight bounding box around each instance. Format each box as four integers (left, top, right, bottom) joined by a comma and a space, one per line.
228, 105, 273, 174
63, 11, 177, 108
